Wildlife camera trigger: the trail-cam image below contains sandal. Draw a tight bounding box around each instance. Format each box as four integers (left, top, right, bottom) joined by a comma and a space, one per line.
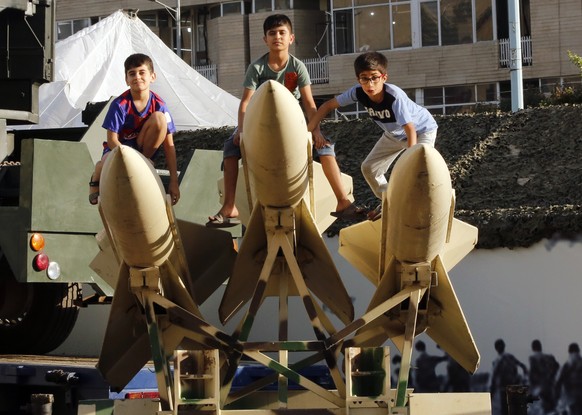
89, 177, 99, 205
368, 204, 382, 221
206, 212, 241, 228
330, 203, 368, 221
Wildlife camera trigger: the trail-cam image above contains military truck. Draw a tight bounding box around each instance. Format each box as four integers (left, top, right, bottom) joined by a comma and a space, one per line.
0, 0, 113, 354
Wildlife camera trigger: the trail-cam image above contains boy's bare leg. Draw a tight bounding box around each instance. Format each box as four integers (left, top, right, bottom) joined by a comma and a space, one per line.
138, 112, 167, 158
319, 155, 352, 212
209, 156, 240, 220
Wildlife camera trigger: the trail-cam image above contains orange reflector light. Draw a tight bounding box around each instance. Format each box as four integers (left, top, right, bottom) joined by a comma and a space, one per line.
33, 253, 50, 271
124, 391, 160, 399
30, 233, 45, 251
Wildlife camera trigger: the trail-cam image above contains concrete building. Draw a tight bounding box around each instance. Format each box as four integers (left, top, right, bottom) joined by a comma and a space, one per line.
54, 0, 582, 115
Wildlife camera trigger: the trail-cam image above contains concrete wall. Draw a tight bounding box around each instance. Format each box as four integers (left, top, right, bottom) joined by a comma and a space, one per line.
207, 14, 249, 98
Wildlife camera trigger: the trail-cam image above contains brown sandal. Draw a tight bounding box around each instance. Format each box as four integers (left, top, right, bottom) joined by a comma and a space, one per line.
89, 178, 99, 205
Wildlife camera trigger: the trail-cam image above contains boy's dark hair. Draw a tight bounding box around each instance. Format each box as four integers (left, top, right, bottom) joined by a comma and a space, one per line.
494, 339, 506, 354
354, 51, 388, 77
263, 14, 293, 35
124, 53, 154, 74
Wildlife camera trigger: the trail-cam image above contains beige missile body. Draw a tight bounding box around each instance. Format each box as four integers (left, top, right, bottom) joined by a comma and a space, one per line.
219, 80, 354, 328
95, 146, 235, 392
338, 144, 480, 374
242, 80, 309, 208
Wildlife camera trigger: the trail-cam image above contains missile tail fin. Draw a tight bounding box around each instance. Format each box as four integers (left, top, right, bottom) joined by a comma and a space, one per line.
219, 205, 267, 325
441, 218, 479, 271
297, 200, 354, 325
176, 218, 237, 305
97, 262, 151, 391
426, 255, 480, 373
338, 219, 383, 286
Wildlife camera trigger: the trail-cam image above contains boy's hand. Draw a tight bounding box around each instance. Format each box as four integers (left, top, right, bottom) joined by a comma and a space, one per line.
169, 180, 180, 205
311, 130, 329, 150
233, 129, 242, 146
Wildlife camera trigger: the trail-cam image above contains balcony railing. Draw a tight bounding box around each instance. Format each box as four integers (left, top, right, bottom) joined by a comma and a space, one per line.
304, 56, 329, 84
499, 36, 533, 68
194, 58, 330, 87
194, 64, 217, 84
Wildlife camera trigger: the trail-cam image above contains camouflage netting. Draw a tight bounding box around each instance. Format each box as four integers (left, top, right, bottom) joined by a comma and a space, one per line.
163, 104, 582, 249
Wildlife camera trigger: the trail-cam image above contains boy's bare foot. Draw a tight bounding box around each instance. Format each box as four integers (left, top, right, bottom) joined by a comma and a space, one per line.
335, 199, 353, 213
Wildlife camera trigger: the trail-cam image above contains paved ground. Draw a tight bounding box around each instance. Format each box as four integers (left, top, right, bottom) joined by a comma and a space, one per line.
169, 104, 582, 249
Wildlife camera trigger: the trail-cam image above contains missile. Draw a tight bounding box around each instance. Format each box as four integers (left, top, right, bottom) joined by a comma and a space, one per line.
94, 145, 236, 393
218, 80, 354, 330
337, 144, 480, 374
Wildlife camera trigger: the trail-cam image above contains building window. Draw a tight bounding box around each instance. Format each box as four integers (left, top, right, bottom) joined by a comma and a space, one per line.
332, 0, 494, 54
210, 1, 250, 19
253, 0, 319, 12
334, 10, 354, 55
392, 4, 412, 48
424, 83, 497, 114
332, 1, 414, 53
440, 0, 472, 45
355, 6, 391, 52
475, 0, 493, 41
56, 17, 98, 40
421, 1, 439, 46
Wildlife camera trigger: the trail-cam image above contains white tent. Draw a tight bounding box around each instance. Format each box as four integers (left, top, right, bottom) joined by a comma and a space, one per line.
17, 10, 239, 131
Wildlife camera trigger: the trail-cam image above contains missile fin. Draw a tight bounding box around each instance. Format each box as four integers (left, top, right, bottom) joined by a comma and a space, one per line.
441, 218, 479, 271
426, 255, 480, 373
97, 262, 151, 391
368, 255, 399, 310
338, 219, 383, 286
219, 204, 267, 324
296, 200, 354, 325
351, 255, 405, 344
175, 218, 237, 305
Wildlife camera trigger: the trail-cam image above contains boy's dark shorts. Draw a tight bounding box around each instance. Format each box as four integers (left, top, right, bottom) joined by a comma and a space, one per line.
101, 139, 160, 159
223, 128, 336, 159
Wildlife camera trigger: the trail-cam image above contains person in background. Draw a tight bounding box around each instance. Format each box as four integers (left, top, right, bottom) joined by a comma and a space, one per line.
555, 342, 582, 415
490, 339, 528, 415
528, 339, 559, 413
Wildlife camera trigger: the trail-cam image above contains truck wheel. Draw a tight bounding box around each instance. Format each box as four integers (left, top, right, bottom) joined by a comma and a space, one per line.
0, 270, 80, 354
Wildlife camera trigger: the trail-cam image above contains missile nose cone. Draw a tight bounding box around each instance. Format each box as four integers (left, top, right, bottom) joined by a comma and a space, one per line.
243, 80, 310, 208
385, 144, 453, 263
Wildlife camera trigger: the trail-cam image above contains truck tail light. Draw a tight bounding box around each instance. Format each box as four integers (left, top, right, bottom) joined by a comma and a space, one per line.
33, 253, 50, 271
30, 233, 45, 251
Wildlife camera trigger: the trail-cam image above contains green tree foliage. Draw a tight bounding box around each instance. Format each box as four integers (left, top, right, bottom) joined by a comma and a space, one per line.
539, 50, 582, 106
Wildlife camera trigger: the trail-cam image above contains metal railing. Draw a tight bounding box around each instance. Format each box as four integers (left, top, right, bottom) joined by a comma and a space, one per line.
304, 56, 329, 84
499, 36, 533, 68
194, 58, 330, 86
194, 63, 217, 84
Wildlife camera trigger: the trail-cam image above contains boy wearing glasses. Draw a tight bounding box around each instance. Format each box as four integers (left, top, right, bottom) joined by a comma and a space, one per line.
307, 51, 437, 220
